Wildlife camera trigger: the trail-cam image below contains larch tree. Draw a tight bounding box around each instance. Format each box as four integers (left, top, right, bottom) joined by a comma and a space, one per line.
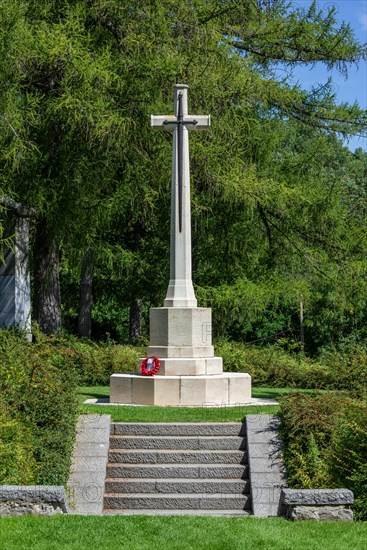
0, 0, 365, 336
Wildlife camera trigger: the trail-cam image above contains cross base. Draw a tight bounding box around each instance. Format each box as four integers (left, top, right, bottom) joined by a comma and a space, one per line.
164, 279, 197, 308
110, 372, 251, 407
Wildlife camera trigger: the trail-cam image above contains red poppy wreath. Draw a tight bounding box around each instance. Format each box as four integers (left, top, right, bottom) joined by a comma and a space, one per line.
140, 356, 161, 376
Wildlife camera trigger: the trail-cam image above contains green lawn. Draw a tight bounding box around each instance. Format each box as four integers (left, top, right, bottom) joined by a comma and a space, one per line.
78, 385, 280, 421
77, 385, 330, 422
1, 515, 366, 550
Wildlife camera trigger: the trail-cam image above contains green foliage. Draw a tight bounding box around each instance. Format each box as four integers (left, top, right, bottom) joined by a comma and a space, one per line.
327, 402, 367, 521
33, 330, 144, 385
318, 345, 367, 396
217, 340, 331, 389
0, 329, 79, 485
280, 394, 367, 520
216, 339, 367, 395
0, 408, 36, 485
0, 0, 366, 346
0, 329, 148, 484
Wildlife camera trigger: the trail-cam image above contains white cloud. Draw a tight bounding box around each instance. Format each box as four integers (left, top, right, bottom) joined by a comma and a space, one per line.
358, 12, 367, 31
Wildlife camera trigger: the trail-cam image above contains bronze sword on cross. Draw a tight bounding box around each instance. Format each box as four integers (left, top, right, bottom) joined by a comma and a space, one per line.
151, 85, 210, 232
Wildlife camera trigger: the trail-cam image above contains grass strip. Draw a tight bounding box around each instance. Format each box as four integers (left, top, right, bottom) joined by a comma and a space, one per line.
1, 515, 366, 550
77, 385, 332, 422
79, 402, 280, 422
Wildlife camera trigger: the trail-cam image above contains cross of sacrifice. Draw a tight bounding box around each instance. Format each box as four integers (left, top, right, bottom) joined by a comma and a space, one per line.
151, 84, 210, 308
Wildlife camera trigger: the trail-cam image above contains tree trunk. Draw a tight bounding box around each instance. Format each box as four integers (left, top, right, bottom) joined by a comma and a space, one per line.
33, 219, 62, 334
129, 297, 142, 344
78, 248, 94, 338
300, 294, 305, 352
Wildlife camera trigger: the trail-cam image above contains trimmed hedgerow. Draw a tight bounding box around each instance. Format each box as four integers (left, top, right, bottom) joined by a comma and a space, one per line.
279, 393, 367, 521
31, 330, 144, 386
0, 407, 36, 485
0, 329, 79, 485
0, 328, 145, 485
216, 340, 366, 394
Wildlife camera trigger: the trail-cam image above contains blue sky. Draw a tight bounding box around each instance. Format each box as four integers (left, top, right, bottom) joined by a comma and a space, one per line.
285, 0, 367, 152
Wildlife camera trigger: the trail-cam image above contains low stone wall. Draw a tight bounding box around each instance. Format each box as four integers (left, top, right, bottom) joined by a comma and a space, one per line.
0, 486, 69, 517
281, 488, 354, 521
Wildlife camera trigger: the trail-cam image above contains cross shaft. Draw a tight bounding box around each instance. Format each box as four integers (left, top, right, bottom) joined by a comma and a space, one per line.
151, 84, 210, 307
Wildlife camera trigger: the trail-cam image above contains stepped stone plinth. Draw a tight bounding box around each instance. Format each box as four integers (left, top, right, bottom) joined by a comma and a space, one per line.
110, 305, 251, 406
110, 304, 251, 406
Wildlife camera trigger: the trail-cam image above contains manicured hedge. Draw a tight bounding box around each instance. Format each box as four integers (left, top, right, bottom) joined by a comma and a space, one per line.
32, 332, 144, 385
216, 340, 366, 394
0, 329, 79, 485
279, 393, 367, 521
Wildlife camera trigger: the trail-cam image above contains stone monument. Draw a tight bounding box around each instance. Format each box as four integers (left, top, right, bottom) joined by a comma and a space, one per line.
0, 201, 33, 341
110, 84, 251, 405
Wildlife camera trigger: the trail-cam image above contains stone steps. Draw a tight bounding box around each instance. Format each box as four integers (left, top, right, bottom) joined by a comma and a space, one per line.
111, 422, 246, 437
108, 449, 246, 464
103, 509, 251, 517
109, 435, 246, 450
104, 493, 251, 511
106, 463, 248, 479
103, 422, 250, 516
105, 478, 250, 494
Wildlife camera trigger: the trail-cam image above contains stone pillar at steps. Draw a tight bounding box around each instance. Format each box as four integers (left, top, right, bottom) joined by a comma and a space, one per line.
110, 84, 251, 406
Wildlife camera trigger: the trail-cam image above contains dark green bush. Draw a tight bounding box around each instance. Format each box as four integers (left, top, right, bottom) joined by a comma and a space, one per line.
327, 402, 367, 521
279, 394, 367, 521
216, 340, 366, 394
216, 340, 331, 388
31, 330, 144, 385
0, 407, 36, 484
0, 329, 79, 485
0, 328, 145, 484
318, 345, 367, 396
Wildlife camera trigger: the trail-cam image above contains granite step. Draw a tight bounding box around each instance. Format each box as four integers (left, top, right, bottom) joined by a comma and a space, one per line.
106, 463, 248, 479
103, 509, 251, 516
104, 493, 251, 511
109, 435, 246, 451
108, 449, 246, 465
105, 478, 250, 494
111, 422, 245, 437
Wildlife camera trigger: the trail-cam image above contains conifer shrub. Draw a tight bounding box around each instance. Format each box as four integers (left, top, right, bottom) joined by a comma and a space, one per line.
31, 330, 144, 385
216, 340, 366, 394
0, 330, 79, 485
217, 340, 331, 388
0, 407, 36, 485
279, 394, 367, 520
317, 345, 367, 396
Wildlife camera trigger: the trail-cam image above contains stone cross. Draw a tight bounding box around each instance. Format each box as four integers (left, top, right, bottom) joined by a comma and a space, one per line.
151, 84, 210, 307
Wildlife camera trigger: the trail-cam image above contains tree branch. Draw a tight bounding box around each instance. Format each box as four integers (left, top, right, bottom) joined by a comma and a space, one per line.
0, 197, 37, 218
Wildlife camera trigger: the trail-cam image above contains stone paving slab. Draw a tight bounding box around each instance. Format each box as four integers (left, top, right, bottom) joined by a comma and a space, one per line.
67, 415, 110, 515
103, 509, 251, 516
108, 449, 246, 465
105, 479, 249, 494
246, 414, 287, 517
86, 398, 277, 408
104, 493, 250, 511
